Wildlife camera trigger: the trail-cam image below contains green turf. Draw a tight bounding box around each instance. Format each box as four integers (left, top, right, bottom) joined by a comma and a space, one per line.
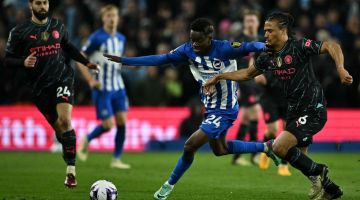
0, 152, 359, 200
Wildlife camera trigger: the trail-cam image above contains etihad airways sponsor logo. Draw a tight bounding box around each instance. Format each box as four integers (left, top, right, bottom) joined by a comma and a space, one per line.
273, 67, 296, 80
30, 43, 61, 57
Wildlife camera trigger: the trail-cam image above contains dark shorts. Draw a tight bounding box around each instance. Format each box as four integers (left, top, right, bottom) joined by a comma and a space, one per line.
285, 108, 327, 147
33, 78, 74, 124
260, 97, 287, 124
238, 83, 260, 107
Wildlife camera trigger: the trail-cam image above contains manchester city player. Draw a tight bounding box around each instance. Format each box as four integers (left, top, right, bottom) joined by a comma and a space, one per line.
205, 12, 352, 199
104, 18, 281, 200
5, 0, 99, 188
76, 5, 130, 169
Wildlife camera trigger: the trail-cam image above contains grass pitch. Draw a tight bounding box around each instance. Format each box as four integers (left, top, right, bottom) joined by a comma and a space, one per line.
0, 152, 359, 200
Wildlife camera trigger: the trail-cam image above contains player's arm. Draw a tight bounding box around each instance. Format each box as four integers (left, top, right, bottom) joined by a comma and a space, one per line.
61, 28, 99, 71
76, 52, 101, 89
104, 54, 173, 66
104, 44, 188, 66
223, 41, 266, 59
203, 64, 262, 95
320, 41, 353, 85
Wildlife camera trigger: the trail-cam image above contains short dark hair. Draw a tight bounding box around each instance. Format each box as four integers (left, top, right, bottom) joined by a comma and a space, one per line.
243, 10, 261, 20
190, 18, 214, 35
266, 12, 294, 37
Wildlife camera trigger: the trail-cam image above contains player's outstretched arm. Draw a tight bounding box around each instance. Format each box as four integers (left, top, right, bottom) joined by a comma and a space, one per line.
320, 41, 353, 85
103, 53, 175, 67
224, 41, 266, 59
203, 64, 262, 95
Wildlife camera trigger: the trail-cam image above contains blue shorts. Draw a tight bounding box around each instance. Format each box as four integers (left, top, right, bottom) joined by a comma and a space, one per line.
92, 89, 128, 120
200, 108, 239, 139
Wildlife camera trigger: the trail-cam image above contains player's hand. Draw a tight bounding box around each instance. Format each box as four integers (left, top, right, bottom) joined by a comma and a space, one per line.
203, 76, 220, 96
24, 51, 37, 68
89, 79, 101, 89
103, 53, 121, 63
338, 68, 353, 85
86, 62, 100, 73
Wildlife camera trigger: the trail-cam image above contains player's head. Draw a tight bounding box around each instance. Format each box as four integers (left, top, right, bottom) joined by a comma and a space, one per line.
264, 12, 294, 49
242, 10, 260, 35
190, 18, 214, 54
29, 0, 49, 21
100, 4, 120, 30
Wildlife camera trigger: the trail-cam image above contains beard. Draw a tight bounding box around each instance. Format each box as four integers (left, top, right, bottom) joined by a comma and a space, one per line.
33, 9, 49, 21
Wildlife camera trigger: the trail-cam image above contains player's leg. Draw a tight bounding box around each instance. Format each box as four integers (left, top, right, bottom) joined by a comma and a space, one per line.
154, 129, 208, 200
110, 111, 130, 169
247, 104, 260, 164
110, 90, 130, 169
53, 102, 77, 188
272, 131, 342, 199
299, 146, 323, 199
259, 120, 278, 170
232, 106, 251, 165
78, 91, 112, 161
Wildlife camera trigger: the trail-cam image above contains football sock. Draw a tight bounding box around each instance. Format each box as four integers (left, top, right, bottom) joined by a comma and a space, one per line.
168, 155, 194, 185
55, 132, 63, 144
233, 124, 248, 161
227, 140, 264, 154
87, 125, 107, 141
248, 121, 258, 161
284, 146, 322, 176
248, 120, 258, 140
62, 129, 76, 166
114, 125, 126, 159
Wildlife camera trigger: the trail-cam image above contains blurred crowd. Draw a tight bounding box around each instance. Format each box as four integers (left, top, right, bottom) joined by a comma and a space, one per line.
0, 0, 359, 107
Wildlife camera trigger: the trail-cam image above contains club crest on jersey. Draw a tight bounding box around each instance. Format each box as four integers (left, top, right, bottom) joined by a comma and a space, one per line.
212, 59, 223, 69
284, 55, 293, 64
52, 30, 59, 39
41, 31, 50, 41
231, 42, 241, 48
276, 56, 282, 67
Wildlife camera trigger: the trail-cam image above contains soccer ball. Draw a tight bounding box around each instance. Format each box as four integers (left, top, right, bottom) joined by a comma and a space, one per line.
89, 180, 118, 200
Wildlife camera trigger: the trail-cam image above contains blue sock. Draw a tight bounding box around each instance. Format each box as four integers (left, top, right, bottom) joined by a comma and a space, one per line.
168, 156, 194, 185
87, 125, 107, 141
114, 125, 125, 158
227, 140, 264, 154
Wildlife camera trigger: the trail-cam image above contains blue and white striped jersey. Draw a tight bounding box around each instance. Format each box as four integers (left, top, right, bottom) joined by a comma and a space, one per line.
121, 40, 265, 111
82, 28, 126, 91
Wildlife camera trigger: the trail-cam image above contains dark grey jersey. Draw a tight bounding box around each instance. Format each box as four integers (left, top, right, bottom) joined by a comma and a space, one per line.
254, 38, 326, 119
5, 18, 88, 95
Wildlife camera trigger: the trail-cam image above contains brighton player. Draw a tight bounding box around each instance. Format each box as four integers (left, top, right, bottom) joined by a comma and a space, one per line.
76, 5, 130, 169
104, 18, 280, 200
205, 12, 352, 199
5, 0, 99, 187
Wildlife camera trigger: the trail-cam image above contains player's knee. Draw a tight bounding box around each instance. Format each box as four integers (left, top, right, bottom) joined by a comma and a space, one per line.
102, 120, 114, 131
57, 116, 72, 131
183, 144, 196, 154
272, 142, 287, 158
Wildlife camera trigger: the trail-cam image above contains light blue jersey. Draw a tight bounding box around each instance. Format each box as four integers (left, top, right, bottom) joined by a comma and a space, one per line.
82, 28, 126, 92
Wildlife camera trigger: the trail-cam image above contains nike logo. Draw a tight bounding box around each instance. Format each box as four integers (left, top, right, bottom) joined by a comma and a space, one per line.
30, 35, 37, 40
303, 137, 308, 141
